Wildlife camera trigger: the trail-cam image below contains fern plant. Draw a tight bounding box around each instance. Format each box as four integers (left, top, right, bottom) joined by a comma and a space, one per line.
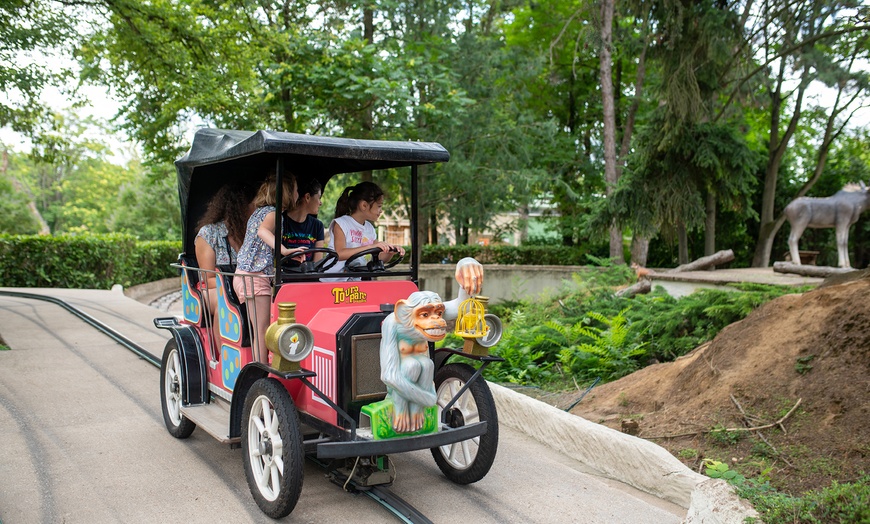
486, 309, 557, 384
548, 309, 647, 381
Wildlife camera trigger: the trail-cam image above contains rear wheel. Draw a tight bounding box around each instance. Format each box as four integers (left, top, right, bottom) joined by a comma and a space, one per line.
160, 339, 196, 438
431, 363, 498, 484
242, 378, 304, 519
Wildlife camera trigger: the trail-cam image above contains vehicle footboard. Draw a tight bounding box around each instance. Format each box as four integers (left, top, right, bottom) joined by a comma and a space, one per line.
314, 421, 487, 459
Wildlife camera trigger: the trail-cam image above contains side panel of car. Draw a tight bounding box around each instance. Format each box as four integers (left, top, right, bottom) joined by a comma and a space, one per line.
179, 262, 204, 326
213, 273, 253, 392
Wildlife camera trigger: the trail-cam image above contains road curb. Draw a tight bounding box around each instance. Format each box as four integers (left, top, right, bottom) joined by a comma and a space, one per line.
122, 277, 179, 302
489, 383, 758, 523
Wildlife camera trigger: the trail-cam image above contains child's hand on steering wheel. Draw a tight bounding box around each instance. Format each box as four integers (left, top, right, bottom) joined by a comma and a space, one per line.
281, 246, 307, 263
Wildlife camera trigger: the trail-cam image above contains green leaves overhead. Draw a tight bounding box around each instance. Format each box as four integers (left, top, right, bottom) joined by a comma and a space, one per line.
610, 114, 760, 240
0, 0, 77, 134
1, 0, 868, 256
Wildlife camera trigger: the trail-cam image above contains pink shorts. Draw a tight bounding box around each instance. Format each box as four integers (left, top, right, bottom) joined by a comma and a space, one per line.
233, 271, 272, 302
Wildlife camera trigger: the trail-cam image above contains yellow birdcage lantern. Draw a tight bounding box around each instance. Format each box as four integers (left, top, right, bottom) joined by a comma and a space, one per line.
455, 296, 504, 356
454, 296, 489, 339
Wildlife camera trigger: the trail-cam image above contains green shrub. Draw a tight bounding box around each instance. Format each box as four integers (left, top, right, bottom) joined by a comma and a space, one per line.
483, 264, 806, 387
738, 475, 870, 524
0, 234, 180, 289
551, 309, 647, 381
628, 283, 811, 361
421, 244, 590, 265
483, 309, 558, 385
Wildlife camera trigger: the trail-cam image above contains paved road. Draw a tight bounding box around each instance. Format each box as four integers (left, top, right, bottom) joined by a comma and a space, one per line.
0, 289, 684, 523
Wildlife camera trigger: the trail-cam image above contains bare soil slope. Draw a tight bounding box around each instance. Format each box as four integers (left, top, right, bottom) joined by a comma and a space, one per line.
566, 276, 870, 494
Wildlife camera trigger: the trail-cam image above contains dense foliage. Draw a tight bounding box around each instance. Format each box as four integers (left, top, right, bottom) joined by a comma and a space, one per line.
1, 1, 867, 266
420, 244, 594, 265
0, 234, 179, 288
478, 264, 810, 386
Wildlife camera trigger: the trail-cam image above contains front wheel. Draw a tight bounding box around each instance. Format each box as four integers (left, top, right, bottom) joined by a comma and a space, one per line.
160, 339, 196, 438
241, 378, 304, 519
430, 363, 498, 484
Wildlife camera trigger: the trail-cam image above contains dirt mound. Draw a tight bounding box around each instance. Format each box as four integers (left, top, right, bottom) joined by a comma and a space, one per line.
568, 276, 870, 494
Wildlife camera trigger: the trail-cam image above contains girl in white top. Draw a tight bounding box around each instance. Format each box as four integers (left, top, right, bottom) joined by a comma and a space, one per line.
326, 181, 405, 279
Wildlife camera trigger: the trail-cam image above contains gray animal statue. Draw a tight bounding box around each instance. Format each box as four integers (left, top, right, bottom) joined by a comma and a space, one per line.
784, 182, 870, 268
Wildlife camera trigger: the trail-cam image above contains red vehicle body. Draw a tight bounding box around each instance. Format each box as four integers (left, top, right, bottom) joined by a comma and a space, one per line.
155, 129, 501, 519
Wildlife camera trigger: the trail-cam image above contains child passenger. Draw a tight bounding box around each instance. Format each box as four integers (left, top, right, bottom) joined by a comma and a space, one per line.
283, 177, 325, 261
234, 173, 306, 363
325, 181, 405, 278
194, 182, 254, 351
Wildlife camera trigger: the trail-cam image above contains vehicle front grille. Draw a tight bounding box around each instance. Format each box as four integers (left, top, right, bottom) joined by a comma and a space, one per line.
351, 333, 386, 401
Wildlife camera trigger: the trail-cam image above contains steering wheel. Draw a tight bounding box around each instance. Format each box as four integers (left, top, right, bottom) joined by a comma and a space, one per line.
281, 247, 339, 274
344, 246, 405, 273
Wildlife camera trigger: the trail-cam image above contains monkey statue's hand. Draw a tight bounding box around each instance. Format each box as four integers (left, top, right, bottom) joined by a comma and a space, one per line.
455, 257, 483, 296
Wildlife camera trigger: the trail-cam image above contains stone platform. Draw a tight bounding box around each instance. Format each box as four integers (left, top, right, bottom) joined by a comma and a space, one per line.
649, 267, 825, 298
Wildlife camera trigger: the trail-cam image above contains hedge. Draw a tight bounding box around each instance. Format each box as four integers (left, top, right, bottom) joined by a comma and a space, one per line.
0, 234, 181, 289
0, 235, 589, 290
420, 244, 589, 265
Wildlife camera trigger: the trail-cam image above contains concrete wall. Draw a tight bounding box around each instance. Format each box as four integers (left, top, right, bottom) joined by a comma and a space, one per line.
127, 266, 589, 306
419, 264, 588, 304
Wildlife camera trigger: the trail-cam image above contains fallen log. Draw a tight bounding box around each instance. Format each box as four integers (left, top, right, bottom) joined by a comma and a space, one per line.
615, 279, 651, 298
669, 249, 735, 273
772, 261, 856, 278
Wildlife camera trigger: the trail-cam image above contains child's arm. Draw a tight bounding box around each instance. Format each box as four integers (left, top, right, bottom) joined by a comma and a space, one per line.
312, 240, 325, 261
194, 235, 217, 289
258, 211, 305, 258
330, 223, 392, 260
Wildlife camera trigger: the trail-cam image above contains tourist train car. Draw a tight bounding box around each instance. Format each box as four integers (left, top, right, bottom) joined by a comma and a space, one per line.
153, 129, 503, 519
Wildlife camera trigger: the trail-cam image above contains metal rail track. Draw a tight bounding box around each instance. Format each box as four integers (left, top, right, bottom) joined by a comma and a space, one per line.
0, 289, 433, 524
0, 290, 161, 366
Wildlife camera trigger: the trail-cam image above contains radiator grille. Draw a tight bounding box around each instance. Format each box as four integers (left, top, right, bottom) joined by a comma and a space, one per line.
352, 334, 386, 401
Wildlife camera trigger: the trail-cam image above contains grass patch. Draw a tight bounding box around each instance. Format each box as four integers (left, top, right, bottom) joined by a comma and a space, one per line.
738, 475, 870, 523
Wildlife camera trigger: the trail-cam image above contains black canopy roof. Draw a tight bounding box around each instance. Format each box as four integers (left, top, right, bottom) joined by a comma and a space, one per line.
174, 129, 450, 253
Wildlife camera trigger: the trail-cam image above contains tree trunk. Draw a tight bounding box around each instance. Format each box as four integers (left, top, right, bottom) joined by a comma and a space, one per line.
599, 0, 622, 263
705, 190, 716, 257
622, 13, 651, 267
753, 33, 859, 267
677, 221, 689, 265
519, 204, 529, 244
430, 211, 438, 245
630, 236, 650, 267
751, 27, 812, 267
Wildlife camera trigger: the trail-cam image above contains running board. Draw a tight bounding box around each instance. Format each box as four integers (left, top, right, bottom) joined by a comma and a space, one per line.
180, 399, 239, 445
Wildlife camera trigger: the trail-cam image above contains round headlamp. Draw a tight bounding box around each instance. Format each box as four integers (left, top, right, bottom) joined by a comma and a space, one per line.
276, 323, 314, 362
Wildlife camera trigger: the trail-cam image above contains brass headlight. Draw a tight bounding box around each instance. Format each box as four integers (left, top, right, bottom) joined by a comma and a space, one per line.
265, 303, 314, 371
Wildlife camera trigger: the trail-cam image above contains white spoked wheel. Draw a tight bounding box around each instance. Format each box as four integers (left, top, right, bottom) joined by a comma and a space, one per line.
431, 363, 498, 484
242, 378, 304, 519
160, 340, 196, 438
